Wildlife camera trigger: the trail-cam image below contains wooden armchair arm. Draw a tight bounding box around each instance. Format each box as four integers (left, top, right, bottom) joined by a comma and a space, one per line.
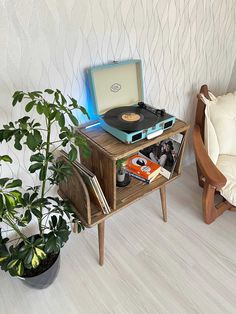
193, 125, 226, 189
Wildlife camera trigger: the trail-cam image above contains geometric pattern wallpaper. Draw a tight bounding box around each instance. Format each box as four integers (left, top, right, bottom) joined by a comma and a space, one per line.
1, 0, 236, 181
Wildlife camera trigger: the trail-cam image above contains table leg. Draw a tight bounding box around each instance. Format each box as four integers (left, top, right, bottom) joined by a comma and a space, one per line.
160, 186, 167, 222
98, 221, 105, 266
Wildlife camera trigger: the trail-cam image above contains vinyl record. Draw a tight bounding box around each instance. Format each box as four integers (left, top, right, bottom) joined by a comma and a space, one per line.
103, 106, 158, 131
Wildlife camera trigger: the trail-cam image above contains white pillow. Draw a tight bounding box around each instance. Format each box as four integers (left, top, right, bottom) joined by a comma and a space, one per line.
199, 91, 236, 164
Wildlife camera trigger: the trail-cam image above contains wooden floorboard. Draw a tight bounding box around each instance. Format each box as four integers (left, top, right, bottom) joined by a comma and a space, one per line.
0, 164, 236, 314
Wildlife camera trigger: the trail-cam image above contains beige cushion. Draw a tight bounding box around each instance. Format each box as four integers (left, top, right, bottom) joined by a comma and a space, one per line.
199, 91, 236, 164
217, 155, 236, 206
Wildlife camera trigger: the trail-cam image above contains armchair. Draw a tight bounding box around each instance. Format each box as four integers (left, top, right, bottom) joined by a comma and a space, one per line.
193, 85, 236, 224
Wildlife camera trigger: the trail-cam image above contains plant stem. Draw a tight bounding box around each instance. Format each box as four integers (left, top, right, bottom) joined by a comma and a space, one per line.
50, 143, 62, 154
39, 118, 52, 236
4, 216, 30, 244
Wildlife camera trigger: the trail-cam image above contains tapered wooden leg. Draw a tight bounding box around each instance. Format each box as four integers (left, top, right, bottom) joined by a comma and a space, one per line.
98, 221, 105, 266
160, 186, 167, 222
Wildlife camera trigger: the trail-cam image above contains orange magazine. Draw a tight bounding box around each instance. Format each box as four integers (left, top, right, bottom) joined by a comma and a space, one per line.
126, 154, 161, 180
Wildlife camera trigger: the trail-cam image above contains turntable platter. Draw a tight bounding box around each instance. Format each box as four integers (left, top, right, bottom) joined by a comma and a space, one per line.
103, 106, 158, 131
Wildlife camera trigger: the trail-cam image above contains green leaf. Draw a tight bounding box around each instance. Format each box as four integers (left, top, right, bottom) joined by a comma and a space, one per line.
1, 129, 15, 142
31, 91, 42, 96
26, 133, 37, 151
79, 106, 89, 119
7, 259, 18, 269
23, 192, 30, 203
24, 248, 34, 265
51, 215, 57, 228
76, 221, 85, 233
44, 236, 60, 254
12, 97, 18, 107
4, 194, 16, 209
30, 153, 44, 162
68, 113, 78, 126
6, 179, 22, 189
0, 194, 4, 211
69, 97, 78, 108
12, 91, 20, 99
0, 256, 8, 263
56, 229, 70, 244
54, 91, 59, 104
0, 178, 10, 187
17, 261, 24, 276
0, 155, 13, 163
59, 114, 65, 128
62, 139, 69, 147
44, 89, 54, 94
31, 208, 42, 219
17, 93, 24, 103
43, 105, 50, 117
10, 190, 22, 201
23, 210, 32, 223
33, 129, 42, 148
32, 253, 40, 268
35, 248, 46, 260
14, 133, 23, 150
49, 110, 57, 121
25, 101, 35, 112
60, 93, 66, 105
29, 162, 42, 173
29, 192, 38, 203
36, 103, 43, 114
68, 145, 77, 162
59, 132, 67, 139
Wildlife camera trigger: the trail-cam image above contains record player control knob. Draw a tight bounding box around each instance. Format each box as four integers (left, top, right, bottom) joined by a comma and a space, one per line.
155, 109, 165, 117
160, 109, 166, 116
138, 102, 146, 109
155, 109, 162, 116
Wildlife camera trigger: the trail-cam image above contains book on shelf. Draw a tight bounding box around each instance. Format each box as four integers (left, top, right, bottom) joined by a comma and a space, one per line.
126, 153, 161, 181
139, 133, 184, 179
128, 172, 159, 184
59, 151, 110, 214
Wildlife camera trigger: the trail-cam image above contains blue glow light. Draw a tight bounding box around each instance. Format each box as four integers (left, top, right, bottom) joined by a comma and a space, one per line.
85, 122, 101, 129
85, 76, 98, 121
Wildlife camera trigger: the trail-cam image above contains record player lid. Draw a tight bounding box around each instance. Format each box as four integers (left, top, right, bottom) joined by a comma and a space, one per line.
87, 60, 144, 115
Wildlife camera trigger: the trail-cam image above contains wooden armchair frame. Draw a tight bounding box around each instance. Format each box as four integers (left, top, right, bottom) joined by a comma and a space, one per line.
193, 85, 236, 223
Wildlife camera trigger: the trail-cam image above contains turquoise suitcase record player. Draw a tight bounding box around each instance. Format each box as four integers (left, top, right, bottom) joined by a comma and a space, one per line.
87, 59, 175, 144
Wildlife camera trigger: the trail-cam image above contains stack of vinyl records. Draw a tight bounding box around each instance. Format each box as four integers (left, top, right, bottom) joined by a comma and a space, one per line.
60, 151, 110, 214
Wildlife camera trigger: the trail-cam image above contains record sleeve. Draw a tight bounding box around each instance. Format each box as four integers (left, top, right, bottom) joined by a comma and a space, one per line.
59, 151, 110, 214
139, 133, 184, 179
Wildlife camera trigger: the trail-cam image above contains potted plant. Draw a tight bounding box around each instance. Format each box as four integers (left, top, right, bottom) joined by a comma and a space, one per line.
116, 158, 130, 187
0, 89, 90, 288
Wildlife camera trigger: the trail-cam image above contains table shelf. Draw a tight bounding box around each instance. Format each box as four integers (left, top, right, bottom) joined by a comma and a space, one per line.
116, 172, 179, 210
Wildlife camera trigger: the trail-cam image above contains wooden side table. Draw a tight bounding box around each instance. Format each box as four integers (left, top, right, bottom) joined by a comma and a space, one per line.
58, 119, 189, 265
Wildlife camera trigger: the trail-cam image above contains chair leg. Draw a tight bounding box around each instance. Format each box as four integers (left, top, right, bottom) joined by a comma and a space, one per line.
202, 183, 231, 224
98, 221, 105, 266
160, 186, 167, 222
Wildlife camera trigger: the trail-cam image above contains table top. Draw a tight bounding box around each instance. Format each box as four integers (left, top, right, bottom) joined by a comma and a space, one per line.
77, 119, 189, 160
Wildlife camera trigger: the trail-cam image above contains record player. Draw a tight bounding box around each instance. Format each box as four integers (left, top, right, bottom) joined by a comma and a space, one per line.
87, 60, 175, 144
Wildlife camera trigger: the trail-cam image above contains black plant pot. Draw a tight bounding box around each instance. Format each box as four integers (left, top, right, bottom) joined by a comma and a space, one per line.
18, 252, 60, 289
116, 172, 131, 187
18, 235, 60, 289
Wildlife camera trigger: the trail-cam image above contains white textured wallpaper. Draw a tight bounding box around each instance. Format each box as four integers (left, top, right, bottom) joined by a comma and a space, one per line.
228, 59, 236, 92
1, 0, 236, 180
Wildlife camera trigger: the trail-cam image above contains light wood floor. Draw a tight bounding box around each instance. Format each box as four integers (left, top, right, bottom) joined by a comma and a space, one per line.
0, 164, 236, 314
